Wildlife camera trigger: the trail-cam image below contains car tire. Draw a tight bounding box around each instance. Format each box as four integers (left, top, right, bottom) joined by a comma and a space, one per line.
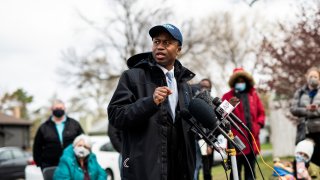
105, 169, 114, 180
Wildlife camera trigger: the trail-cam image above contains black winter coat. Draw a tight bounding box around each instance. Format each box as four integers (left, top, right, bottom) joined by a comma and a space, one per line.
108, 123, 122, 153
33, 116, 83, 169
108, 52, 196, 180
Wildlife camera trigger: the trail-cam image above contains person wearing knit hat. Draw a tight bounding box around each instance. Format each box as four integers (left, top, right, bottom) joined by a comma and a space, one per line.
222, 67, 266, 180
294, 139, 315, 180
295, 139, 315, 163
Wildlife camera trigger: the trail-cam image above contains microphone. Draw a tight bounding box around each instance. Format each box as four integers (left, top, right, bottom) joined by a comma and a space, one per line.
194, 91, 248, 133
212, 97, 250, 132
188, 98, 245, 151
213, 97, 261, 162
194, 91, 241, 125
180, 109, 221, 152
194, 90, 214, 108
188, 98, 218, 130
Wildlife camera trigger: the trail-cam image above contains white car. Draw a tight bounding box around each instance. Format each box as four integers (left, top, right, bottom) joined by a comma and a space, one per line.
213, 134, 228, 163
90, 136, 121, 180
25, 163, 43, 180
25, 136, 121, 180
198, 134, 228, 165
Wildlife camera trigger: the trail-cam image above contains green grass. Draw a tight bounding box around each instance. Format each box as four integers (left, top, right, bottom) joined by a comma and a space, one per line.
260, 143, 272, 150
199, 155, 294, 180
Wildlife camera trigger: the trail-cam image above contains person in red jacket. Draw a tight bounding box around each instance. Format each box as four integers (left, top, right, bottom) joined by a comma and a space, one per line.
222, 67, 265, 180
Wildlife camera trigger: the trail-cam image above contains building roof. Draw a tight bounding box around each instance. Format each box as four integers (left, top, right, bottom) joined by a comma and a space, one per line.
0, 113, 31, 126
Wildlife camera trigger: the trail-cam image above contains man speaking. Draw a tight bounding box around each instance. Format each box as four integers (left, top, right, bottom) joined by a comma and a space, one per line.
108, 24, 196, 180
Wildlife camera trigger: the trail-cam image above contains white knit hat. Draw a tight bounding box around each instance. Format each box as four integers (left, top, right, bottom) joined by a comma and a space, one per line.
295, 139, 315, 161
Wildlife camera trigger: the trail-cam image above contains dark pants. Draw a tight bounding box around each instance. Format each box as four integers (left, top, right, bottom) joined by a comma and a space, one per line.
194, 142, 202, 180
307, 133, 320, 166
202, 153, 213, 180
168, 119, 189, 180
230, 153, 256, 180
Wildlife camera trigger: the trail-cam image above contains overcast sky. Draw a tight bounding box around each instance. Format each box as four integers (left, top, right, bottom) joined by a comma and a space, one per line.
0, 0, 299, 111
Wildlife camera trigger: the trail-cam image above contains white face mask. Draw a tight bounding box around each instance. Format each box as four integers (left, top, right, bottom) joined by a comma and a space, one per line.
73, 146, 90, 158
235, 82, 246, 92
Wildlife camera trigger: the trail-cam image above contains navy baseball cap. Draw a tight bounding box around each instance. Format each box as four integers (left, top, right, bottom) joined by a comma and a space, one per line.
149, 23, 183, 46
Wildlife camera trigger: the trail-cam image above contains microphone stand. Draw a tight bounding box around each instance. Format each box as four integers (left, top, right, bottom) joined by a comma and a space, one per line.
224, 121, 239, 180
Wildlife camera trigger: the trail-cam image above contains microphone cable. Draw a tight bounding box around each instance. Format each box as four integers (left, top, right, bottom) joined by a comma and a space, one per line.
200, 134, 230, 180
248, 130, 283, 179
227, 118, 265, 180
215, 120, 256, 180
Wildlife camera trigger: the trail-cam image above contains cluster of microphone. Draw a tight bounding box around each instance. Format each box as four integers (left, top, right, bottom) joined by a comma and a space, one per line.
181, 90, 248, 152
183, 90, 264, 179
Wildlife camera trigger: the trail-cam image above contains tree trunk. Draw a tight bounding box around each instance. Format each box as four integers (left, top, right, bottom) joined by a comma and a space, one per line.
269, 96, 296, 157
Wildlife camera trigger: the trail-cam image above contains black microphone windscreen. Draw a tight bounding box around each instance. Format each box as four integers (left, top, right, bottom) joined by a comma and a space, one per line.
188, 98, 218, 130
212, 97, 222, 106
194, 90, 214, 107
180, 109, 192, 119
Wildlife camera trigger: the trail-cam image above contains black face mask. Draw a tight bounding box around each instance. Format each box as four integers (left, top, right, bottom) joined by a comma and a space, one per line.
52, 109, 65, 118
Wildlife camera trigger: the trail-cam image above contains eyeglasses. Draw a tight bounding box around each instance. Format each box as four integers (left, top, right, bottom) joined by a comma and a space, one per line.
152, 39, 178, 48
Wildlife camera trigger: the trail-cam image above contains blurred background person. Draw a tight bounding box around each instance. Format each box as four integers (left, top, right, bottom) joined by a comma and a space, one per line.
290, 67, 320, 178
192, 78, 215, 180
294, 139, 314, 180
222, 68, 265, 180
33, 99, 84, 171
199, 79, 214, 180
54, 134, 107, 180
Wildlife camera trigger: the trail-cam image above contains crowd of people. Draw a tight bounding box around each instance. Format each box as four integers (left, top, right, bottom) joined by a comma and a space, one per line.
31, 23, 319, 180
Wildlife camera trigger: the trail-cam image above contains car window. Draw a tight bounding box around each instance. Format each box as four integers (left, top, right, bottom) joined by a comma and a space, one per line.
12, 149, 25, 158
100, 142, 116, 152
0, 150, 13, 161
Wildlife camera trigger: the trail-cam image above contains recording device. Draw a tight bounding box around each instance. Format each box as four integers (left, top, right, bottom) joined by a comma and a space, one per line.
188, 98, 245, 151
215, 98, 239, 119
194, 90, 239, 121
194, 90, 249, 133
180, 109, 221, 152
194, 89, 214, 107
212, 96, 265, 180
212, 97, 250, 132
185, 98, 256, 180
189, 93, 260, 180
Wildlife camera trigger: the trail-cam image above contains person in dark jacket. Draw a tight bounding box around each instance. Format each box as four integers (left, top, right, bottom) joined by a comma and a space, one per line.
33, 99, 84, 170
192, 78, 214, 180
107, 23, 196, 180
108, 123, 122, 154
290, 66, 320, 169
107, 123, 122, 174
222, 68, 265, 180
199, 79, 215, 180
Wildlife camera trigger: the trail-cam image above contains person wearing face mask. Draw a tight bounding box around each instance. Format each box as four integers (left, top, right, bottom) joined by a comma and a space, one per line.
290, 67, 320, 177
294, 139, 315, 180
53, 134, 107, 180
222, 67, 265, 180
33, 99, 84, 171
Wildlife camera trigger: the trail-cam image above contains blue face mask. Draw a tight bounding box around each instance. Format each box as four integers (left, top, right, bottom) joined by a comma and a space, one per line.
235, 83, 246, 92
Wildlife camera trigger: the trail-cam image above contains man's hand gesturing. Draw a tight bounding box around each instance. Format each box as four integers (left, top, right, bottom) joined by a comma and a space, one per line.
153, 86, 173, 105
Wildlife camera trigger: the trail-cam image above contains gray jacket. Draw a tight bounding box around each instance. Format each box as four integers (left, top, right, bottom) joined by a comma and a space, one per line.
290, 85, 320, 135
